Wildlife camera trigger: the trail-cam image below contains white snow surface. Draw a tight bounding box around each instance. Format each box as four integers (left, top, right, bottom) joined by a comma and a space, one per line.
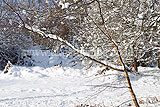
0, 46, 160, 107
0, 65, 160, 107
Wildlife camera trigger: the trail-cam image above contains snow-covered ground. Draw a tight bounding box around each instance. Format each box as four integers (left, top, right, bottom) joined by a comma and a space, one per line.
0, 48, 159, 107
0, 65, 160, 107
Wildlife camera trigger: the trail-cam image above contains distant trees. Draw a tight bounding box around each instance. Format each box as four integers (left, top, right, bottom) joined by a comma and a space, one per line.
1, 0, 159, 69
82, 0, 160, 68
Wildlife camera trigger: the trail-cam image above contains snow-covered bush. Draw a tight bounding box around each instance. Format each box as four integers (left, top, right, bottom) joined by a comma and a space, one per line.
0, 41, 34, 70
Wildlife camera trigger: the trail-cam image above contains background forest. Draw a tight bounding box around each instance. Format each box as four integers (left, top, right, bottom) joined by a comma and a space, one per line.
0, 0, 160, 69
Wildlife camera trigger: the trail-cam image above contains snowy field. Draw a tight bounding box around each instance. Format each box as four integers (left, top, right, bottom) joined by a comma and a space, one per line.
0, 49, 159, 107
0, 65, 160, 107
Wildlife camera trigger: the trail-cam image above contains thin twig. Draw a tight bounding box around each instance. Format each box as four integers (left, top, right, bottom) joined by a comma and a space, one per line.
2, 0, 25, 26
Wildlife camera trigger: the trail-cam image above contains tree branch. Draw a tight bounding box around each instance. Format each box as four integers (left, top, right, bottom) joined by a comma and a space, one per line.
24, 24, 124, 72
2, 0, 25, 26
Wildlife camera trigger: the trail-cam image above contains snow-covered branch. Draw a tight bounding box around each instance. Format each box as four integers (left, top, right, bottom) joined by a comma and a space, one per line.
24, 24, 124, 72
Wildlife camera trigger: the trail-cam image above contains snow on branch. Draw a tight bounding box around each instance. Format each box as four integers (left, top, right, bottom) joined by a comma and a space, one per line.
25, 24, 124, 72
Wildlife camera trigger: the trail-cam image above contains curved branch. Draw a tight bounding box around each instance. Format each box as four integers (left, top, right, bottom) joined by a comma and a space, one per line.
24, 25, 124, 72
96, 0, 125, 68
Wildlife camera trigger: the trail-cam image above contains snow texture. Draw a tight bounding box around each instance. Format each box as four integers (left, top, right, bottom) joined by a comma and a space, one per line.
0, 63, 160, 106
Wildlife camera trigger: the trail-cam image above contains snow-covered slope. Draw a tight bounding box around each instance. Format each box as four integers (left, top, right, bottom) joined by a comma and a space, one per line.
0, 65, 160, 107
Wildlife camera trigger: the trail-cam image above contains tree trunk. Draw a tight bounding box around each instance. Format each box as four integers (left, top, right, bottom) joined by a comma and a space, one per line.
157, 58, 160, 68
96, 1, 139, 106
124, 70, 140, 107
134, 58, 138, 72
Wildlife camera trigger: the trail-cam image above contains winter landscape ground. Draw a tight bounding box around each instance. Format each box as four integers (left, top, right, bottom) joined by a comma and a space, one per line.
1, 0, 160, 107
0, 51, 160, 107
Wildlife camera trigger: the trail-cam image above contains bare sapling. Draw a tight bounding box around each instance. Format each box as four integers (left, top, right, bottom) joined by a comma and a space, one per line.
95, 0, 139, 106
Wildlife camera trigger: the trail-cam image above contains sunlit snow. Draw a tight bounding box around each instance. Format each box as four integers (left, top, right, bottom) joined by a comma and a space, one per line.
0, 50, 160, 107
